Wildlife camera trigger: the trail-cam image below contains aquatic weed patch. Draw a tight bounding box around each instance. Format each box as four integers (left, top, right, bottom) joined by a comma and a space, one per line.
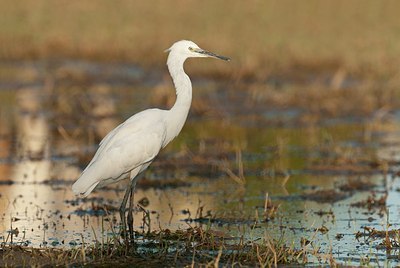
0, 227, 308, 267
82, 227, 307, 266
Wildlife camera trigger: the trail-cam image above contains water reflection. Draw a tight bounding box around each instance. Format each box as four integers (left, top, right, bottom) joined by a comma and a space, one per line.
88, 85, 119, 138
0, 109, 12, 179
1, 86, 56, 245
13, 87, 50, 183
1, 60, 400, 265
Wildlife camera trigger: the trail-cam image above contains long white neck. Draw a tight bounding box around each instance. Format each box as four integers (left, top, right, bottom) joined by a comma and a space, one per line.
163, 52, 192, 146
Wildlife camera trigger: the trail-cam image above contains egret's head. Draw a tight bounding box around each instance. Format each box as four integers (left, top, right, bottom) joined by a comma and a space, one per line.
165, 40, 230, 61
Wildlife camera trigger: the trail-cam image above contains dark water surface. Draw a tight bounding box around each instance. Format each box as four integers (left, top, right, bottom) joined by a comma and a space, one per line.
0, 59, 399, 266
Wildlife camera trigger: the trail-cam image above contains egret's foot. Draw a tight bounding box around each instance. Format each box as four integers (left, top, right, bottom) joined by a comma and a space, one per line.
118, 215, 129, 244
119, 225, 128, 238
127, 187, 136, 244
127, 211, 135, 242
118, 178, 135, 243
119, 226, 132, 248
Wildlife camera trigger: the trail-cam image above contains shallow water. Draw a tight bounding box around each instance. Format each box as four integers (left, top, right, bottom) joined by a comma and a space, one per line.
0, 59, 400, 265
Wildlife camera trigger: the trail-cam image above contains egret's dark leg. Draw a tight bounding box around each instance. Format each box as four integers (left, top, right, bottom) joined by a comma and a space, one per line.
119, 180, 134, 238
127, 178, 138, 242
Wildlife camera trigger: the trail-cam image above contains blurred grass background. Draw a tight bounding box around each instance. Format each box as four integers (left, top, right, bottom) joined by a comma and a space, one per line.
1, 0, 400, 77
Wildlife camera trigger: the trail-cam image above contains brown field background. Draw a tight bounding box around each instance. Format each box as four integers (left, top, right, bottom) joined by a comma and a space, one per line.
1, 2, 400, 266
1, 0, 400, 77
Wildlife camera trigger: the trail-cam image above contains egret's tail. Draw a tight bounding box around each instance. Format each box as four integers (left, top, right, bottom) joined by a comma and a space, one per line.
72, 171, 100, 198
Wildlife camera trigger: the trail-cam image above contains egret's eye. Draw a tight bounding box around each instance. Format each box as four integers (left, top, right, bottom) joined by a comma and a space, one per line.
188, 47, 194, 51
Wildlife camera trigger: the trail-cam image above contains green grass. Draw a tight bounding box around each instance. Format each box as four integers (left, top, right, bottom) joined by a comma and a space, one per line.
1, 1, 400, 77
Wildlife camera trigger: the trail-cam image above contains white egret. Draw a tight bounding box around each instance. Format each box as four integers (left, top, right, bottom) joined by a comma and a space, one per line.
72, 40, 230, 239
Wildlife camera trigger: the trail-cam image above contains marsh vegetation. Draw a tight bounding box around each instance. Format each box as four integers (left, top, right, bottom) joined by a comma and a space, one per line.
1, 1, 400, 266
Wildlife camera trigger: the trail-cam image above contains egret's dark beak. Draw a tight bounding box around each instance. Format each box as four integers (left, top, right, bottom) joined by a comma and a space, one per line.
192, 47, 230, 61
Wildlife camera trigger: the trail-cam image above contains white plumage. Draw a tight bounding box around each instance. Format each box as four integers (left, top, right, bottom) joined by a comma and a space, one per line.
72, 109, 167, 197
71, 40, 229, 237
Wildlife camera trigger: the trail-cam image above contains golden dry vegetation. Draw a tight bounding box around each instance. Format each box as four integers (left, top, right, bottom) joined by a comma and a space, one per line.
1, 1, 400, 78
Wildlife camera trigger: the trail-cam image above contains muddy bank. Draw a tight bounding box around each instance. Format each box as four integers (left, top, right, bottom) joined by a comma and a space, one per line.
1, 59, 400, 266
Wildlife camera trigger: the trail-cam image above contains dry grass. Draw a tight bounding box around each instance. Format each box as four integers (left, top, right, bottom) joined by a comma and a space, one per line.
2, 3, 400, 266
0, 226, 307, 267
1, 1, 400, 78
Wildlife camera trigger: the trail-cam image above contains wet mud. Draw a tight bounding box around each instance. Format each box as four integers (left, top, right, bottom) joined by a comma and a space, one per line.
1, 59, 400, 266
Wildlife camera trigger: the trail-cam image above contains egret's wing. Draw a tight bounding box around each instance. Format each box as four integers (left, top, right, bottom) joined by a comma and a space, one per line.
89, 109, 162, 165
72, 109, 167, 196
99, 122, 166, 176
